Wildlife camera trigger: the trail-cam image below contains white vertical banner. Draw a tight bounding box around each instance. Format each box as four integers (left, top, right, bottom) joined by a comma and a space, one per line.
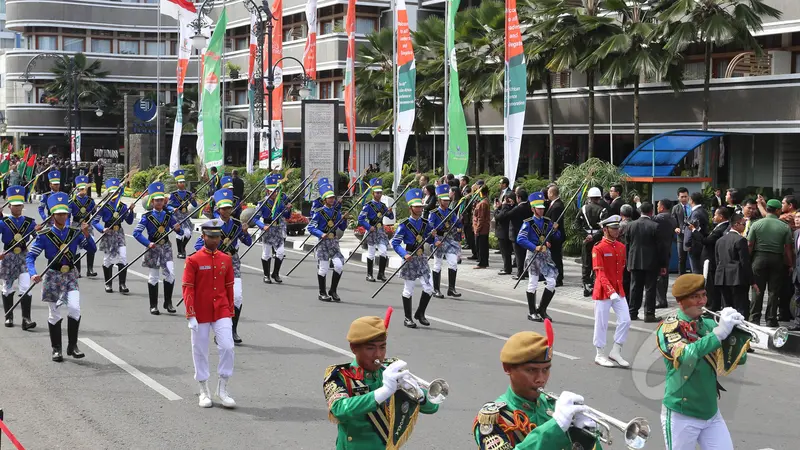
72, 131, 82, 163
271, 119, 283, 170
170, 14, 195, 173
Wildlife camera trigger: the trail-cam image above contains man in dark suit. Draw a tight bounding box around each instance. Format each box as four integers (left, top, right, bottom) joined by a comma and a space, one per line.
671, 187, 691, 274
684, 192, 710, 274
498, 188, 533, 280
625, 202, 664, 322
494, 192, 516, 275
715, 213, 755, 318
654, 199, 677, 308
695, 207, 731, 312
608, 184, 624, 216
546, 185, 565, 286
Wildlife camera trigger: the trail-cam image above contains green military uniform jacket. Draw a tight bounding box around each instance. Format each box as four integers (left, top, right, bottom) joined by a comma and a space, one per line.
656, 310, 748, 421
472, 387, 602, 450
324, 359, 439, 450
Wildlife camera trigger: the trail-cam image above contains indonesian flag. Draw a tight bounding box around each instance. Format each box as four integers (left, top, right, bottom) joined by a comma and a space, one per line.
303, 0, 318, 81
344, 0, 357, 183
160, 0, 196, 19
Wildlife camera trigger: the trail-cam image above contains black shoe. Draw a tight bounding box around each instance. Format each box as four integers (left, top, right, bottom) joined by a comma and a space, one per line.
20, 295, 36, 331
232, 306, 243, 345
271, 258, 283, 284
117, 264, 129, 294
767, 320, 780, 328
262, 259, 272, 284
163, 281, 176, 313
2, 293, 13, 327
746, 347, 755, 353
555, 280, 564, 287
447, 269, 461, 297
432, 271, 444, 298
148, 283, 159, 315
528, 313, 543, 322
49, 319, 63, 362
512, 274, 521, 281
404, 318, 417, 328
377, 256, 388, 281
583, 284, 593, 297
402, 296, 415, 327
656, 303, 668, 309
630, 315, 640, 321
103, 266, 113, 293
86, 252, 97, 277
317, 275, 331, 302
414, 292, 432, 326
66, 317, 85, 359
644, 315, 662, 323
366, 258, 375, 282
538, 289, 555, 322
329, 272, 342, 302
497, 270, 511, 275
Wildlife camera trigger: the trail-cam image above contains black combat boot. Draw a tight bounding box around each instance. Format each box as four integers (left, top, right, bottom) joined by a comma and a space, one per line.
402, 296, 416, 328
20, 295, 36, 330
103, 266, 113, 293
447, 269, 461, 297
232, 306, 243, 344
148, 283, 160, 315
49, 319, 63, 362
262, 259, 272, 284
366, 258, 375, 282
431, 271, 444, 298
318, 275, 331, 302
117, 264, 129, 294
271, 257, 283, 283
527, 292, 542, 322
163, 280, 176, 313
66, 317, 85, 359
538, 289, 555, 322
414, 292, 433, 326
3, 293, 13, 327
86, 252, 97, 277
377, 256, 388, 281
329, 271, 342, 302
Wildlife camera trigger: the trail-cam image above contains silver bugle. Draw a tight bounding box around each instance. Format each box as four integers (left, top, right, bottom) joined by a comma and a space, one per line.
703, 307, 789, 348
374, 359, 450, 404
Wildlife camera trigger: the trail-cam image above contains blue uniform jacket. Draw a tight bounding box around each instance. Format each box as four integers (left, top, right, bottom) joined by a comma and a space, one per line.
308, 206, 347, 238
253, 193, 291, 228
391, 216, 434, 258
70, 194, 96, 224
357, 200, 394, 230
193, 217, 252, 252
27, 225, 96, 275
428, 207, 463, 242
312, 198, 342, 214
168, 190, 197, 211
133, 209, 179, 246
92, 201, 134, 232
39, 191, 62, 220
0, 215, 37, 250
517, 215, 561, 252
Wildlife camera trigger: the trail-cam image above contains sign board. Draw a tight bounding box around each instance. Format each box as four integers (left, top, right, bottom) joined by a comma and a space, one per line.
302, 100, 339, 200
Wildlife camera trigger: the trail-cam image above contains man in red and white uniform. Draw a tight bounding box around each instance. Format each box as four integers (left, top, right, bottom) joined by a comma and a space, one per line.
182, 219, 236, 409
592, 214, 632, 368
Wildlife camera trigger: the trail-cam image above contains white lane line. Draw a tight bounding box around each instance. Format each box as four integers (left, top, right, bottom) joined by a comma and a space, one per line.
268, 323, 354, 358
426, 316, 580, 360
79, 338, 183, 401
127, 269, 149, 280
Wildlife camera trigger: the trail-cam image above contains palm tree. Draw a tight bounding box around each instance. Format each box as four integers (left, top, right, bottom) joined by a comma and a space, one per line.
355, 28, 394, 136
45, 53, 110, 106
656, 0, 780, 177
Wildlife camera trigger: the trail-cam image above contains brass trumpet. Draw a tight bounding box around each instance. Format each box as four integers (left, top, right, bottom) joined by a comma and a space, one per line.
538, 389, 650, 449
702, 308, 789, 348
374, 360, 450, 405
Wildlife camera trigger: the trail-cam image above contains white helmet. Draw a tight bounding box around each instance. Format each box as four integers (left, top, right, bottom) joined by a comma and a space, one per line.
588, 187, 602, 198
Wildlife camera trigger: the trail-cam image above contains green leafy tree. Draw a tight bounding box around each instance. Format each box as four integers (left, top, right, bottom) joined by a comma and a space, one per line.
45, 53, 110, 106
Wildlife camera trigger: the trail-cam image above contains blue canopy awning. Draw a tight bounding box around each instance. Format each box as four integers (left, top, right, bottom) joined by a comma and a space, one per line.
620, 130, 727, 177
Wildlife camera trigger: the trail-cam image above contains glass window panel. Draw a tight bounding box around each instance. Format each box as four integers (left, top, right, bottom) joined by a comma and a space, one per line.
64, 37, 85, 52
236, 37, 248, 51
37, 36, 57, 50
236, 91, 247, 105
0, 0, 5, 14
145, 41, 166, 55
91, 39, 112, 53
355, 18, 376, 34
119, 40, 140, 55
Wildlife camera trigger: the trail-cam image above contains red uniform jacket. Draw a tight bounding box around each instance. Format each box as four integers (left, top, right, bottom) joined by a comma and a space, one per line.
182, 247, 235, 323
592, 237, 626, 300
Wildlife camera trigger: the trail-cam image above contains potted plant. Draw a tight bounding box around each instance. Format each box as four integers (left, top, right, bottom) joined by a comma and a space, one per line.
226, 62, 241, 80
286, 211, 309, 236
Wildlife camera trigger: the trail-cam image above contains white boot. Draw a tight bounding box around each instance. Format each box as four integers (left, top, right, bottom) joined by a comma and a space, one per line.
594, 347, 615, 367
216, 377, 236, 408
608, 342, 630, 368
198, 381, 213, 408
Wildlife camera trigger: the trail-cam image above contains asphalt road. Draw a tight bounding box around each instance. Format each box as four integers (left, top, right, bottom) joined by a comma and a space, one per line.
0, 203, 798, 449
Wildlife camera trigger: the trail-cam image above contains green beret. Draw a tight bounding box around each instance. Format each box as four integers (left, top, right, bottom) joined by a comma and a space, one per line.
346, 316, 387, 344
500, 331, 551, 364
767, 199, 782, 209
672, 274, 706, 300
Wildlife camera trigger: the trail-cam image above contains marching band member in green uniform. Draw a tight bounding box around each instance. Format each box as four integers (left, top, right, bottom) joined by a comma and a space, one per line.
324, 312, 441, 449
657, 274, 748, 450
473, 324, 602, 450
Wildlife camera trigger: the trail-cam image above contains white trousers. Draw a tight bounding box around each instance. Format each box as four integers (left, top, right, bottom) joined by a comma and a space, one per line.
593, 297, 631, 348
318, 257, 343, 276
367, 243, 388, 259
148, 261, 175, 285
48, 290, 80, 324
403, 276, 434, 298
261, 242, 285, 260
433, 253, 458, 272
661, 406, 733, 450
191, 317, 234, 382
2, 272, 30, 296
527, 272, 556, 294
233, 278, 242, 309
103, 246, 127, 267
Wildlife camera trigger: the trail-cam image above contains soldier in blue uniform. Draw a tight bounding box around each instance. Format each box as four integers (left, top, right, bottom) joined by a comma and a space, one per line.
308, 183, 348, 302
169, 169, 197, 259
357, 178, 394, 283
391, 189, 436, 329
194, 189, 251, 344
134, 181, 181, 315
517, 192, 561, 322
1, 186, 39, 330
27, 192, 97, 362
253, 174, 291, 284
70, 175, 98, 277
92, 178, 135, 294
429, 184, 463, 298
38, 170, 62, 222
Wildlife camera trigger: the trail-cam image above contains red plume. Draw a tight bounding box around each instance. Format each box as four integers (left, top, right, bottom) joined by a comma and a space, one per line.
384, 307, 394, 330
545, 318, 554, 349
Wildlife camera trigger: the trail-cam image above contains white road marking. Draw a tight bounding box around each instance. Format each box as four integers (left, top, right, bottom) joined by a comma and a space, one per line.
426, 316, 580, 360
79, 338, 183, 401
268, 323, 353, 357
127, 269, 149, 280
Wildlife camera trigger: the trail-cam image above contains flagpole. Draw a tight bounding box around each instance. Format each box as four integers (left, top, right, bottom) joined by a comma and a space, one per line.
443, 0, 449, 177
156, 1, 162, 167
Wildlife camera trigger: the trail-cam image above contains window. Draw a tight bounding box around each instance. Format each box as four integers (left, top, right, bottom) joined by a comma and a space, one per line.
236, 90, 247, 105
355, 17, 377, 34
36, 36, 58, 50
92, 29, 113, 37
235, 37, 248, 51
0, 20, 6, 32
119, 40, 140, 55
334, 80, 343, 99
64, 37, 85, 52
145, 41, 166, 55
91, 39, 112, 53
0, 0, 5, 14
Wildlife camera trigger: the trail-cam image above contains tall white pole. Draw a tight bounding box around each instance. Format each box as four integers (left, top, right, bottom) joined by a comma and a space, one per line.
156, 3, 161, 166
609, 93, 614, 164
443, 0, 449, 176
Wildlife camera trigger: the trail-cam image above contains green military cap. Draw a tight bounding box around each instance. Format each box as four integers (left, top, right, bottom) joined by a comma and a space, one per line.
500, 331, 552, 364
767, 199, 782, 209
346, 316, 387, 344
672, 274, 705, 300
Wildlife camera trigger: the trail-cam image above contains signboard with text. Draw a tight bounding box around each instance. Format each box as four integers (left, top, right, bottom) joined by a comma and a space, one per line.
302, 100, 339, 200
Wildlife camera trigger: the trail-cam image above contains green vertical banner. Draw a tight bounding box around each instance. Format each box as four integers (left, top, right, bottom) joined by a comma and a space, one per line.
504, 0, 526, 188
394, 0, 416, 192
202, 8, 227, 170
446, 0, 468, 177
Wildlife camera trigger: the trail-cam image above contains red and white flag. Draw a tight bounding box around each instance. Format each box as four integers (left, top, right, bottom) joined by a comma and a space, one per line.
303, 0, 318, 82
160, 0, 196, 19
344, 0, 357, 183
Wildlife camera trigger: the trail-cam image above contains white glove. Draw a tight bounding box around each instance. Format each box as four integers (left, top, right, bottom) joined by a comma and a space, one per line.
187, 317, 198, 330
573, 412, 596, 430
610, 293, 620, 301
399, 373, 424, 400
552, 391, 589, 432
712, 307, 741, 342
374, 360, 408, 404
